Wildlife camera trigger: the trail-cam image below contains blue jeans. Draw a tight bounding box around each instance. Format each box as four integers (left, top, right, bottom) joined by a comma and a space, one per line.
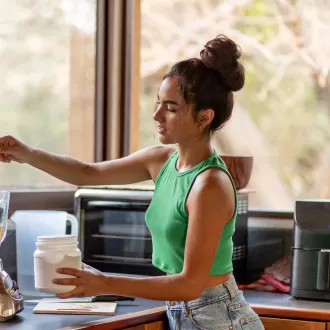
166, 275, 264, 330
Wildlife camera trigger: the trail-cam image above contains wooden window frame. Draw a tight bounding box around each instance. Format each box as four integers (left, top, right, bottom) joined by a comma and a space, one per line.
9, 0, 141, 215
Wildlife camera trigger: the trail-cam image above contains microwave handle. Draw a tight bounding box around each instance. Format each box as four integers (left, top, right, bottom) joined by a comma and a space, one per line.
86, 201, 149, 208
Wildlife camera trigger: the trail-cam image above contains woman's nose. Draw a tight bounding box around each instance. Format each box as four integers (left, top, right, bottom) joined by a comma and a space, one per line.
152, 106, 163, 122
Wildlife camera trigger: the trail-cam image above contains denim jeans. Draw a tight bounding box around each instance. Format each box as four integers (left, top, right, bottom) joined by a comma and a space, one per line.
166, 275, 264, 330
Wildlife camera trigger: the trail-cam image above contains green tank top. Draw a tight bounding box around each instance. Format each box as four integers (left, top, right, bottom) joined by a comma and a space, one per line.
145, 149, 237, 276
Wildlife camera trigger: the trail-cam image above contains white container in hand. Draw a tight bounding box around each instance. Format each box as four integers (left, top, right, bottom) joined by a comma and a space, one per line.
34, 235, 81, 294
12, 210, 78, 297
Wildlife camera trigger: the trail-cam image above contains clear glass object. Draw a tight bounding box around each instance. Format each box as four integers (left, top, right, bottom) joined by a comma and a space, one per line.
0, 191, 10, 245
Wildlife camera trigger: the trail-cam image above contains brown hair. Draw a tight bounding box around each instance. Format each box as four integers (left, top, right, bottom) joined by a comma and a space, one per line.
163, 34, 245, 134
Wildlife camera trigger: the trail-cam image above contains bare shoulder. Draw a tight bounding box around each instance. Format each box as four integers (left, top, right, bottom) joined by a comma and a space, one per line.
197, 168, 233, 192
91, 145, 176, 185
142, 145, 176, 163
187, 168, 235, 216
142, 145, 177, 180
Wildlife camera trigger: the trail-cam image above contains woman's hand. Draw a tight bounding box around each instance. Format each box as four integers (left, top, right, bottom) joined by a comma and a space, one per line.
52, 263, 108, 299
0, 135, 33, 164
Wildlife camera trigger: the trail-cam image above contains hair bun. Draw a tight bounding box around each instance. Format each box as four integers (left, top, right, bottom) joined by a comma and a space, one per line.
200, 34, 245, 92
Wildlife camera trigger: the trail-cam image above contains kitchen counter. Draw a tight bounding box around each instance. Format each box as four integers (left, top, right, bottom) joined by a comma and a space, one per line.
0, 298, 165, 330
2, 291, 330, 330
245, 290, 330, 321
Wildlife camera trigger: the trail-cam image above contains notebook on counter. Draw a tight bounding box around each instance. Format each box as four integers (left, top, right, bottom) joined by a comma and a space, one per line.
33, 301, 117, 315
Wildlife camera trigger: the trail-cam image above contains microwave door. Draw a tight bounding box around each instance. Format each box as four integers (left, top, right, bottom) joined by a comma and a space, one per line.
86, 200, 150, 237
82, 199, 154, 273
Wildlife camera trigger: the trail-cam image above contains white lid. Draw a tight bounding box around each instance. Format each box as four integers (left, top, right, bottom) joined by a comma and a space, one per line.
36, 235, 77, 245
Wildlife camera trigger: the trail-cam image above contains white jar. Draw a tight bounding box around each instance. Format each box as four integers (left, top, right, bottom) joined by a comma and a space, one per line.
34, 235, 81, 294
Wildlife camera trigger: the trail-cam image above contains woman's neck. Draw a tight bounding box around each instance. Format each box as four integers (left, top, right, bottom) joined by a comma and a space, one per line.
176, 142, 213, 172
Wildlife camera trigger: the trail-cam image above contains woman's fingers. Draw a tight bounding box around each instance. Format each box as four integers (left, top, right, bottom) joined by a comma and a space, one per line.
56, 287, 85, 299
52, 277, 80, 286
57, 267, 82, 277
0, 154, 11, 163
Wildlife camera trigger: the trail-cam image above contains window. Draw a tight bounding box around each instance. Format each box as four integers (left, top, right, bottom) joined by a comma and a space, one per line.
139, 0, 330, 211
0, 0, 96, 189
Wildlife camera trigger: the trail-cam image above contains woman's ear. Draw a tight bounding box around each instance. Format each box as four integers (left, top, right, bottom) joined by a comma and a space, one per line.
198, 109, 214, 128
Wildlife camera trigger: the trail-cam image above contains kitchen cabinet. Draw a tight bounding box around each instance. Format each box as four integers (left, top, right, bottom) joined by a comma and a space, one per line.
115, 317, 330, 330
261, 317, 326, 330
123, 317, 329, 330
124, 318, 327, 330
123, 320, 166, 330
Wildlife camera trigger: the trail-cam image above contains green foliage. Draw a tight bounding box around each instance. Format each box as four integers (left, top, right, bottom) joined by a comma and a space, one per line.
0, 0, 73, 187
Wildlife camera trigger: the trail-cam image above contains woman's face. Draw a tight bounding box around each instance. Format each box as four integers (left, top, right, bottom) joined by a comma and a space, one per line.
153, 76, 201, 145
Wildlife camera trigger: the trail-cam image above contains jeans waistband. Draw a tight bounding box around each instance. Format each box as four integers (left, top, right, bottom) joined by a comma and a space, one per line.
167, 274, 239, 310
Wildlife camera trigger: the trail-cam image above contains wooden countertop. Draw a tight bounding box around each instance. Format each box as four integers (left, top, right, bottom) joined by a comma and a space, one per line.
57, 306, 166, 330
57, 291, 330, 329
54, 291, 330, 329
3, 291, 330, 330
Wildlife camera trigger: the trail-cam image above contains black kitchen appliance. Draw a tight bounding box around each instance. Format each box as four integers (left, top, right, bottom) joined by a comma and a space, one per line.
291, 199, 330, 301
74, 186, 249, 283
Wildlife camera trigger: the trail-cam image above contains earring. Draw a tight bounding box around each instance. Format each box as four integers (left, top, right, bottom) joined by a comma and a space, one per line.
200, 126, 203, 132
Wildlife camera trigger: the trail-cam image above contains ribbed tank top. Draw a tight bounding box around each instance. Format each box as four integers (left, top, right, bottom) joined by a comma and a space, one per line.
145, 149, 237, 275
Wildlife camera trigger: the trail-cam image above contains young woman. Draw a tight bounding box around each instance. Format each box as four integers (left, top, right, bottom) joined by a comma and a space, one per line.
0, 35, 264, 329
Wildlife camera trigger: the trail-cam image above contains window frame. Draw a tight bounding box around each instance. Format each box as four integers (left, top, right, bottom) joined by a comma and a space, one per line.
8, 0, 136, 214
9, 0, 295, 217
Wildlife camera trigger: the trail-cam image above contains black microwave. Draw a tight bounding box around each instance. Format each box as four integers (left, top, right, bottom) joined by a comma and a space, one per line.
74, 186, 249, 283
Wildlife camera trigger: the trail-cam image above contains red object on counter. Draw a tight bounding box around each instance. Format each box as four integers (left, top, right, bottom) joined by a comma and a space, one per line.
260, 274, 290, 293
